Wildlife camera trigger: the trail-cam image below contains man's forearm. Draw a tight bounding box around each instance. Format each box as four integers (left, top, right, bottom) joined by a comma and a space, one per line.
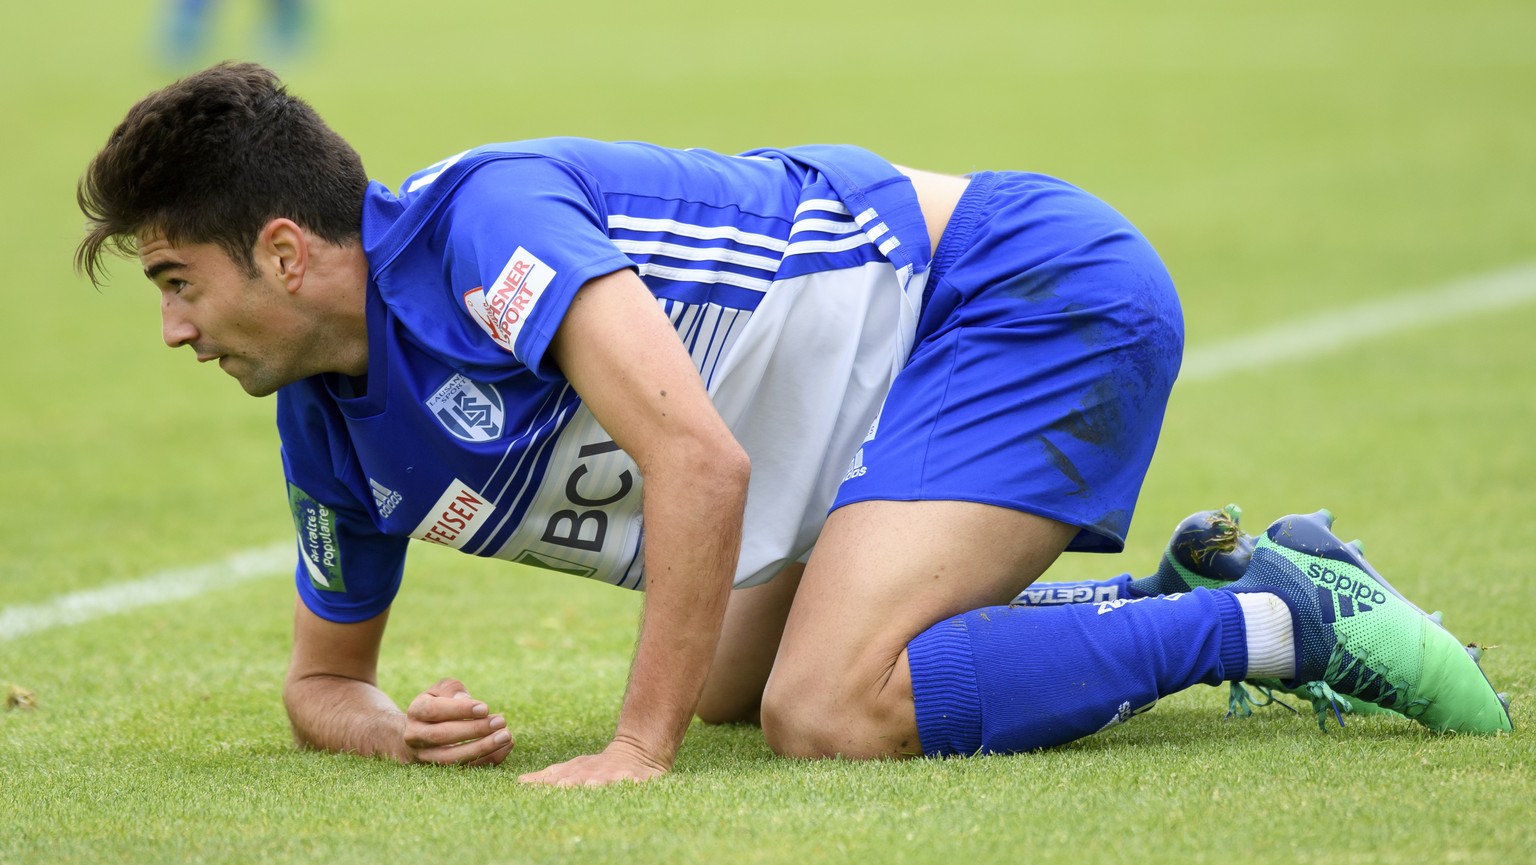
283, 673, 411, 762
613, 451, 749, 766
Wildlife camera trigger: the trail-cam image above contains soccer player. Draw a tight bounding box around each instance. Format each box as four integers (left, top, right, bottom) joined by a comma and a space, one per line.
162, 0, 310, 66
75, 63, 1510, 786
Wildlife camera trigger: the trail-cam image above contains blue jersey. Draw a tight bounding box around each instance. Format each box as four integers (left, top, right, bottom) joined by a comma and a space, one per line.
279, 139, 932, 623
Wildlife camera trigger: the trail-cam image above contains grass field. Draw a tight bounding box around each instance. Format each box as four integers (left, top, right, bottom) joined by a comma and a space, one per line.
3, 0, 1534, 862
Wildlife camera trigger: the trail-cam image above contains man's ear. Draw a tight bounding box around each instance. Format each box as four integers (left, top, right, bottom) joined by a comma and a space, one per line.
257, 218, 308, 294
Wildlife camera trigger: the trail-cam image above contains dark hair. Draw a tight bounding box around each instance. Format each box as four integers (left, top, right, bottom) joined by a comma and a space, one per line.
75, 62, 368, 285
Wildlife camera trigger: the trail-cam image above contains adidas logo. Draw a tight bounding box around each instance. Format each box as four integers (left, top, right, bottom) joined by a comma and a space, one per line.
1308, 562, 1387, 624
1315, 583, 1388, 623
370, 479, 403, 518
842, 448, 868, 481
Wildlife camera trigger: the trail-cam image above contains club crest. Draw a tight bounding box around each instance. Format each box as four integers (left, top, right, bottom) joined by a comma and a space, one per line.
426, 374, 505, 442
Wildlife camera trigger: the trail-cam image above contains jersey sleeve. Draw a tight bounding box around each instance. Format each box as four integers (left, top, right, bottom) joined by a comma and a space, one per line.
277, 385, 410, 623
443, 156, 637, 380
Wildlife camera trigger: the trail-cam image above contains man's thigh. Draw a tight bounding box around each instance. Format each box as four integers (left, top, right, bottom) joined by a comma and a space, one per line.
698, 563, 803, 725
762, 498, 1076, 756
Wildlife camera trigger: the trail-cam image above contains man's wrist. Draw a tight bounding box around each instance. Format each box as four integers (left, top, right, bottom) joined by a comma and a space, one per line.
607, 729, 678, 772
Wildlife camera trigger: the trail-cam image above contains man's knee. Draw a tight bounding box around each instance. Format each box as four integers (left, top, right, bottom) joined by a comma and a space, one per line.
695, 689, 760, 727
759, 654, 917, 760
759, 671, 834, 758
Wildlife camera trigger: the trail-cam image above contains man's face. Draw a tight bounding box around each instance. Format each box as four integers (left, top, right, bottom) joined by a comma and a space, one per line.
139, 234, 311, 397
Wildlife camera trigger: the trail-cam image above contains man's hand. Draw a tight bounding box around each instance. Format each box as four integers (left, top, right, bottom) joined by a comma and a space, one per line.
518, 737, 669, 787
404, 678, 513, 767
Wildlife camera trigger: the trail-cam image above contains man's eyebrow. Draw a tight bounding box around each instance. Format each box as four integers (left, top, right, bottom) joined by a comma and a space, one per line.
144, 260, 184, 280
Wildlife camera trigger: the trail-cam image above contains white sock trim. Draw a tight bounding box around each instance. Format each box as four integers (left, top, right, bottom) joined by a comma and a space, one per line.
1235, 592, 1296, 679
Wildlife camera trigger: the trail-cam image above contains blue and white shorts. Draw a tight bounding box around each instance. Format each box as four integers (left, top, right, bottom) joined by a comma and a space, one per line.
832, 171, 1184, 552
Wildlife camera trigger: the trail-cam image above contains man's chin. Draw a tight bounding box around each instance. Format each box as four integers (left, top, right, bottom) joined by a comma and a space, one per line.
238, 380, 280, 398
225, 363, 281, 398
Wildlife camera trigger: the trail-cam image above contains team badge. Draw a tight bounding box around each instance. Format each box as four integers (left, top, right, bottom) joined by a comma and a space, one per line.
426, 374, 505, 442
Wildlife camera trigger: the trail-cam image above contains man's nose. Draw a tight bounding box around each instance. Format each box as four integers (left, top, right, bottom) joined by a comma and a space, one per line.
161, 298, 197, 348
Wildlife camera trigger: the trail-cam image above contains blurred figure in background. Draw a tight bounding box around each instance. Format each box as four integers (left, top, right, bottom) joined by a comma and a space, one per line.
163, 0, 311, 66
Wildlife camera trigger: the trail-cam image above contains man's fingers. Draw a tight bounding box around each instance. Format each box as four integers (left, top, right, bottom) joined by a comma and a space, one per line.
407, 691, 490, 723
413, 726, 514, 767
517, 750, 664, 787
404, 713, 507, 750
424, 677, 472, 699
517, 764, 576, 786
463, 737, 514, 768
403, 679, 512, 766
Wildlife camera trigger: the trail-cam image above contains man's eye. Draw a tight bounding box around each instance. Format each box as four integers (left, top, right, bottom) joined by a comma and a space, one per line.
169, 279, 189, 293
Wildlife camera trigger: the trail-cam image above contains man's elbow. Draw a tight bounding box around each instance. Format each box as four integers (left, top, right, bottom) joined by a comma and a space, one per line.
714, 440, 751, 495
697, 437, 751, 509
658, 429, 750, 498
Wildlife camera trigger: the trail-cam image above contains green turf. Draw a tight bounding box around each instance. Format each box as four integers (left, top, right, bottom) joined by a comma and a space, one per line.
3, 0, 1534, 862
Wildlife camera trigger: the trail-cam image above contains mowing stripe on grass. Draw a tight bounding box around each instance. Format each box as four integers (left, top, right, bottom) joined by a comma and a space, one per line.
3, 260, 1534, 642
0, 542, 292, 642
1181, 260, 1536, 382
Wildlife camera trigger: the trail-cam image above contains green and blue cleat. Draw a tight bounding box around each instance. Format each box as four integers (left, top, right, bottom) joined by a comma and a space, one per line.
1225, 510, 1512, 734
1010, 505, 1254, 607
1228, 536, 1410, 726
1129, 504, 1254, 595
1132, 508, 1413, 725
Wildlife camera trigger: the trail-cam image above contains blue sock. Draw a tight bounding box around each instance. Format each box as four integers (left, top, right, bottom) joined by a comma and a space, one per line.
908, 588, 1249, 755
1010, 572, 1136, 606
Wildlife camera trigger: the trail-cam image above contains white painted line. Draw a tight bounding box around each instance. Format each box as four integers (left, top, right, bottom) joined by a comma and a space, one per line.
4, 260, 1535, 641
1181, 260, 1536, 382
0, 542, 292, 642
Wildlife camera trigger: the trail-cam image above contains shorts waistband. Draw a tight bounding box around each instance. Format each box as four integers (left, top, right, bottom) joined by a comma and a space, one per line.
924, 170, 999, 310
